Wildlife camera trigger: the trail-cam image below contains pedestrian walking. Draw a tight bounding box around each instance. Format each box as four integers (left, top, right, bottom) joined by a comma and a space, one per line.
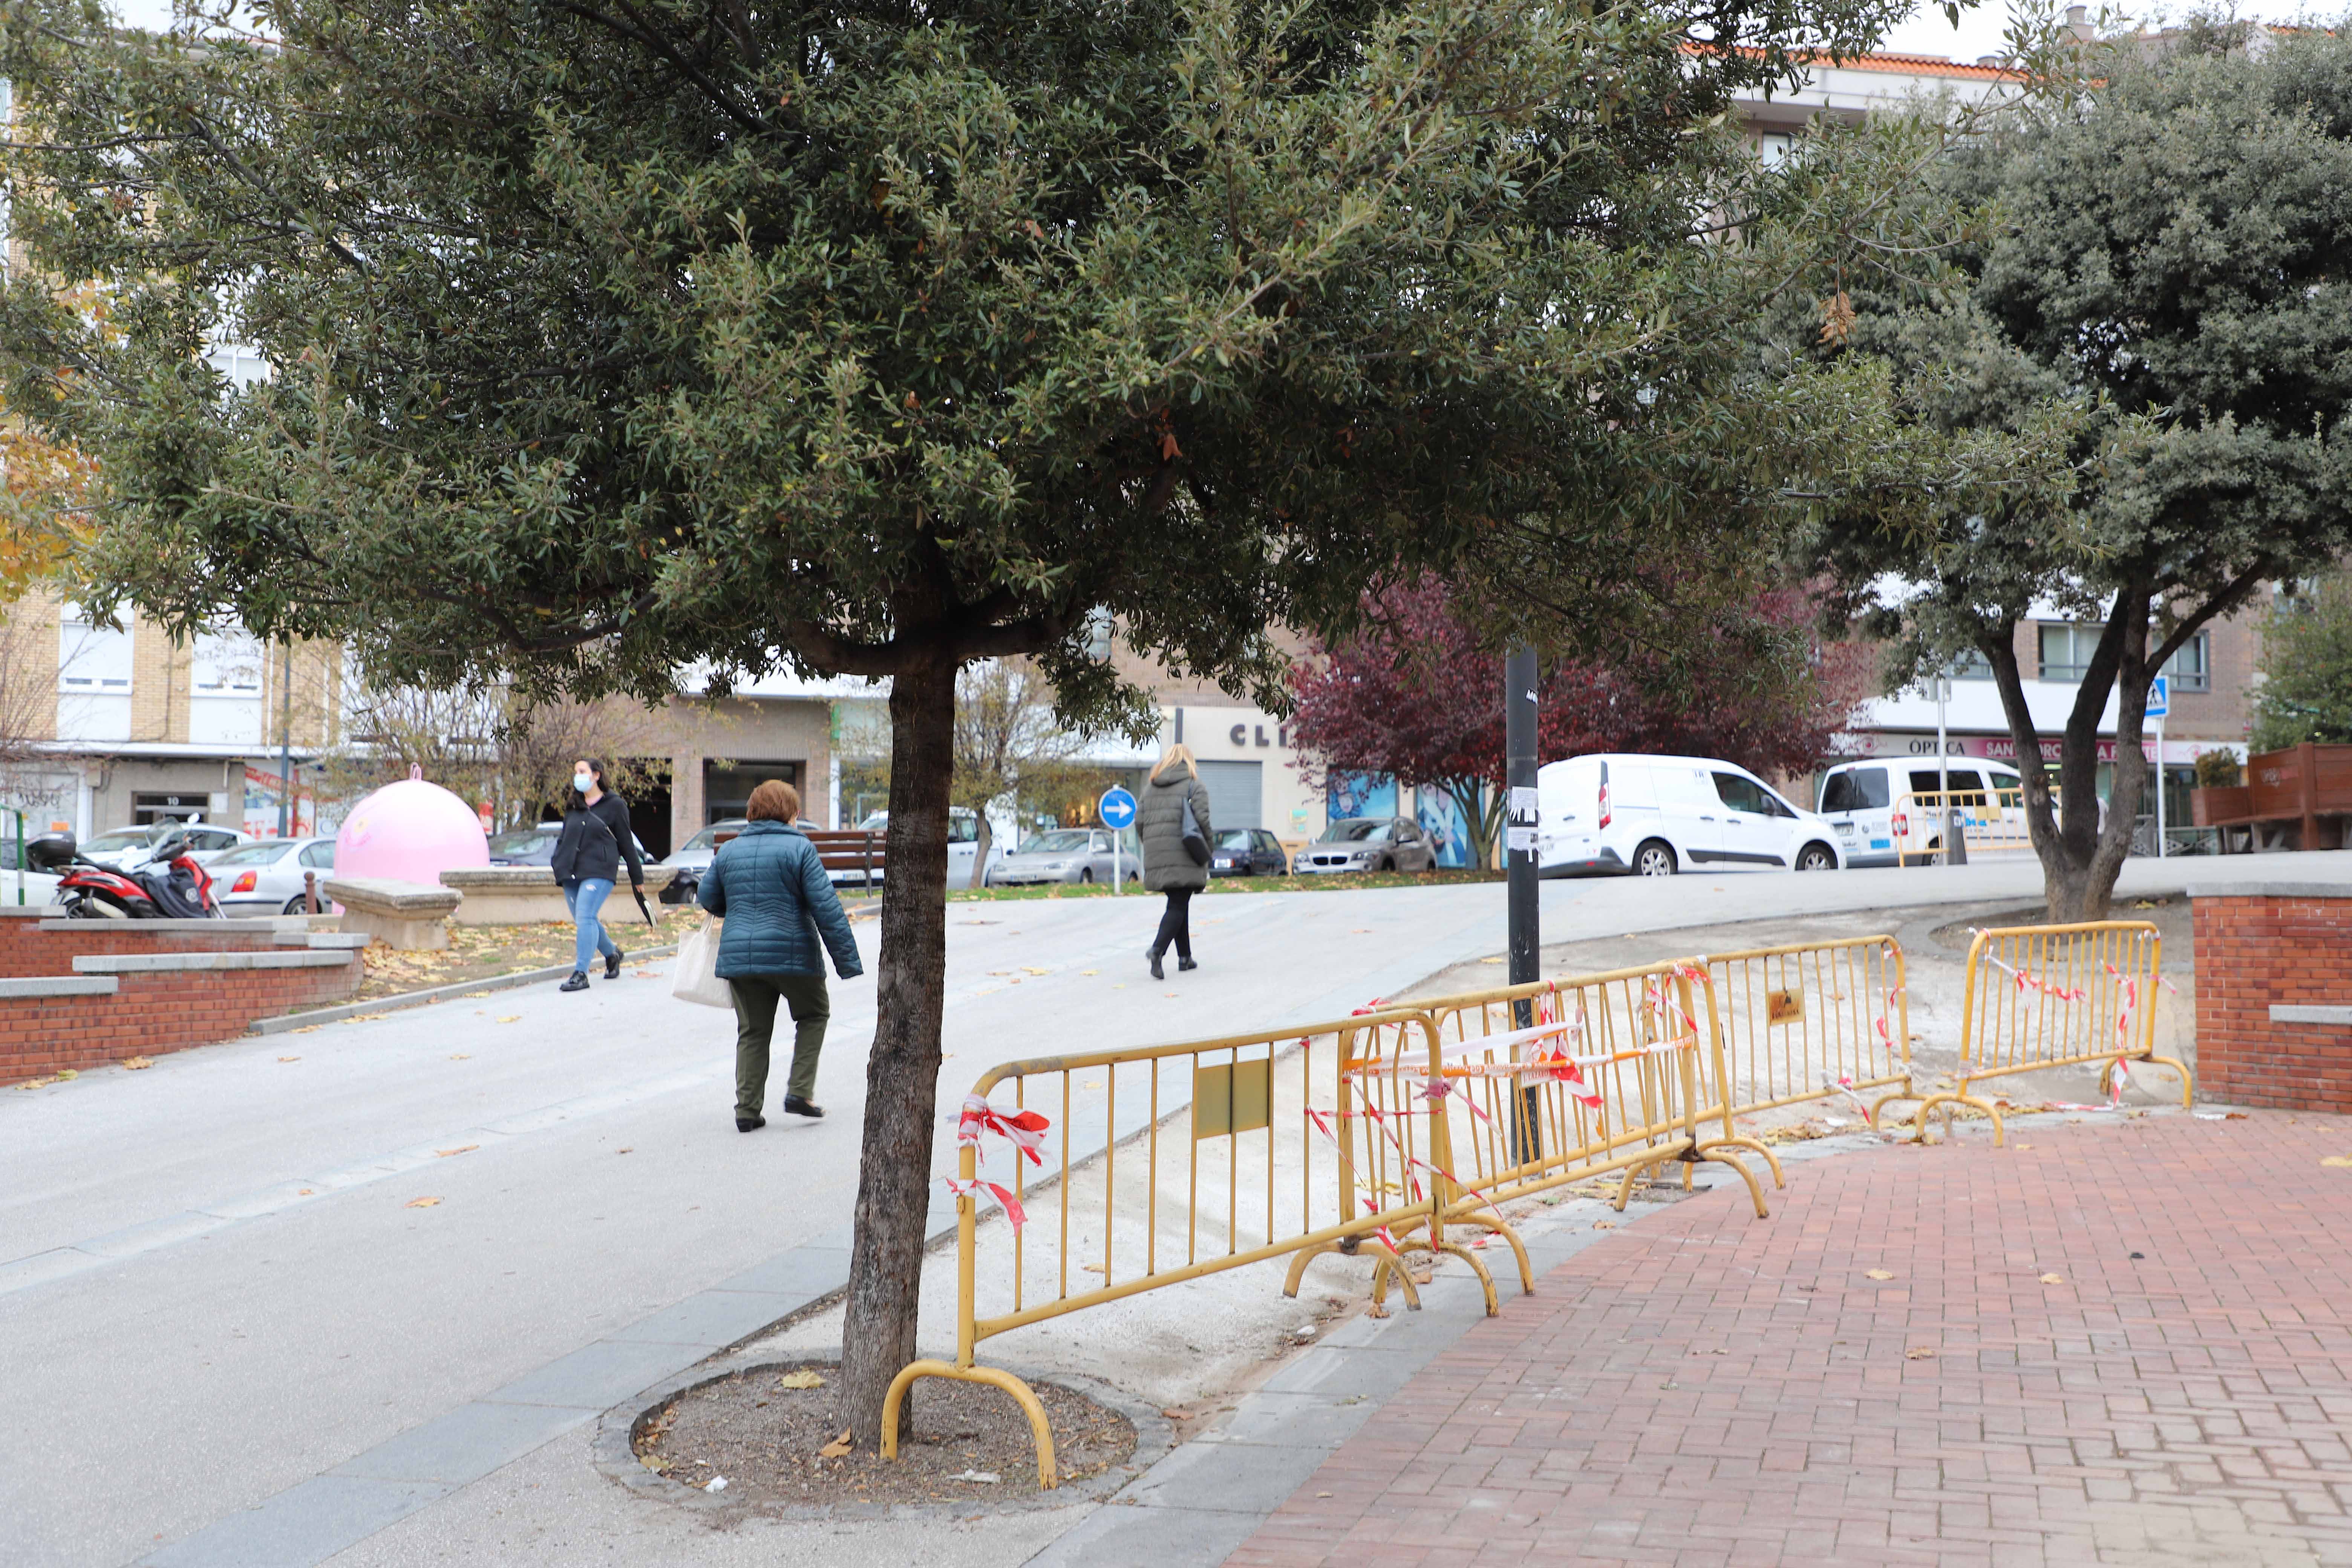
1136, 742, 1212, 981
550, 758, 645, 994
695, 779, 863, 1132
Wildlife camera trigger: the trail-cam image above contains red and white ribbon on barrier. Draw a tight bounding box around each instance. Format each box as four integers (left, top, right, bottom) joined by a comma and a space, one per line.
943, 1094, 1053, 1231
1972, 933, 2089, 1003
942, 1176, 1028, 1231
956, 1093, 1050, 1166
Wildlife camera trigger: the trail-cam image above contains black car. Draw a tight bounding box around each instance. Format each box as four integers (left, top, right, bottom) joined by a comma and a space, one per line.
1207, 828, 1289, 878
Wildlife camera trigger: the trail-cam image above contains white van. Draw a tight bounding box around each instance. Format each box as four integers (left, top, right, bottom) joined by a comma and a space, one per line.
1536, 754, 1845, 877
1815, 758, 2024, 867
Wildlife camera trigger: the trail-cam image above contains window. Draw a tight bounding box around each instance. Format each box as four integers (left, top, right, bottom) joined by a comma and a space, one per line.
2162, 631, 2211, 694
1821, 768, 1891, 813
1950, 648, 1995, 681
2037, 623, 2100, 681
58, 605, 132, 693
191, 630, 264, 694
1757, 131, 1796, 167
1713, 773, 1772, 815
1909, 769, 1988, 804
300, 842, 335, 868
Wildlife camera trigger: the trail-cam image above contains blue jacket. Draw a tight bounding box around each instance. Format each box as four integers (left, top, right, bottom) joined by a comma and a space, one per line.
694, 821, 864, 980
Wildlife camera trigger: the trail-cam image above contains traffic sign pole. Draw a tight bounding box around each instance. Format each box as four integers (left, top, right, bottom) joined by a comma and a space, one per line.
2147, 676, 2170, 859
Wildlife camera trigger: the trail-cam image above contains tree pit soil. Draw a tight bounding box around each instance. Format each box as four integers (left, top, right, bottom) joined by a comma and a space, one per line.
1926, 896, 2193, 967
638, 1361, 1135, 1509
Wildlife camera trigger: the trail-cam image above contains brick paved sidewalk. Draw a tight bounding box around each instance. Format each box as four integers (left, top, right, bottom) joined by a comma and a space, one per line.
1232, 1112, 2352, 1568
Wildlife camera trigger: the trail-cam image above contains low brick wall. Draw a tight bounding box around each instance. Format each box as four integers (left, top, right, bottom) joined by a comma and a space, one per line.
2191, 882, 2352, 1111
0, 914, 363, 1083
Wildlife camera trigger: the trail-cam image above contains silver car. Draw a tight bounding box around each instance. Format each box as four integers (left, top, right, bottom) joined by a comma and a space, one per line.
1292, 816, 1439, 875
983, 827, 1141, 887
206, 836, 338, 916
79, 821, 250, 871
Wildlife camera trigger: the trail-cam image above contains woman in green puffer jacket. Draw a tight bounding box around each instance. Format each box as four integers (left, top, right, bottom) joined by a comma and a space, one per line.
695, 779, 864, 1132
1135, 743, 1212, 981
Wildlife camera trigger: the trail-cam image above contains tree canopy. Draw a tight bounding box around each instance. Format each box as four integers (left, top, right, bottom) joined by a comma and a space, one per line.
2252, 574, 2352, 751
0, 0, 1915, 1435
1793, 23, 2352, 914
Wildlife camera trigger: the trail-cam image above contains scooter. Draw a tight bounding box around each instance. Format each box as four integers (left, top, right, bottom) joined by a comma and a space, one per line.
29, 831, 224, 919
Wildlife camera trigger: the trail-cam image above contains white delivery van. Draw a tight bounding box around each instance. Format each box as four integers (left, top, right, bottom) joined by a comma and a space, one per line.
1814, 758, 2025, 867
1536, 753, 1845, 877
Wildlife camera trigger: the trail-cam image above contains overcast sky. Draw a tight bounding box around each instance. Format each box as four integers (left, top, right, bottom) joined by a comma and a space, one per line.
99, 0, 2327, 86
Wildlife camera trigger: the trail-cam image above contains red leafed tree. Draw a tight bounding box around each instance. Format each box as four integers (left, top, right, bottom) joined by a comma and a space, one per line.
1289, 575, 1872, 865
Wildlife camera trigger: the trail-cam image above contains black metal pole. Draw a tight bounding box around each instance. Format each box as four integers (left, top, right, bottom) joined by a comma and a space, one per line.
1506, 644, 1540, 1162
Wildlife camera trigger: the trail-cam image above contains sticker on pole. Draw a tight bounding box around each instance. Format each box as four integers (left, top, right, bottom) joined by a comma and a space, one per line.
2145, 675, 2168, 721
1099, 787, 1138, 830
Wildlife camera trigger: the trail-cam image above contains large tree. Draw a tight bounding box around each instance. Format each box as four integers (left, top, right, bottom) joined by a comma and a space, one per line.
2252, 571, 2352, 751
0, 0, 1911, 1437
1798, 23, 2352, 917
1290, 573, 1870, 866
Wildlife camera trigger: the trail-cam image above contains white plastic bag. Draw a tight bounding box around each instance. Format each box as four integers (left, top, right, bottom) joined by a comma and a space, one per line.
671, 919, 732, 1008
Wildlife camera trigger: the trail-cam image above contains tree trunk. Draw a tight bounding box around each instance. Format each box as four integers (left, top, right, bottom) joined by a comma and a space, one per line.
1447, 779, 1500, 870
969, 807, 992, 889
839, 653, 956, 1447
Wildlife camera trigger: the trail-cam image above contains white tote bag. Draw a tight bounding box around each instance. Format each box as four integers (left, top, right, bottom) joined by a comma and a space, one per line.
671, 919, 733, 1008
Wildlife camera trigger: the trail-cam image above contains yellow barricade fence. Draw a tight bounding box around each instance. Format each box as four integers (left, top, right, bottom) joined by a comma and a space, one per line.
1893, 788, 2035, 864
1409, 960, 1773, 1223
1911, 920, 2190, 1144
1698, 937, 1914, 1138
882, 1005, 1525, 1490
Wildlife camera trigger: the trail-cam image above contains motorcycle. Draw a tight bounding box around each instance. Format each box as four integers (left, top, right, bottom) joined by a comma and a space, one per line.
29, 830, 224, 919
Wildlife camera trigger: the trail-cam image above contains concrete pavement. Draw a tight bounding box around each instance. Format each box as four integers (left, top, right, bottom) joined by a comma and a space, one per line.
5, 851, 2344, 1567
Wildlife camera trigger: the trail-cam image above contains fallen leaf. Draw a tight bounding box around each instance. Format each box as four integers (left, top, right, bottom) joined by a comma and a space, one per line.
462, 991, 492, 998
1080, 969, 1098, 976
406, 1196, 442, 1208
776, 1370, 825, 1390
1081, 1263, 1107, 1274
2039, 1272, 2064, 1284
1864, 1269, 1894, 1281
1593, 1220, 1615, 1230
122, 1056, 153, 1071
496, 1015, 521, 1024
449, 1054, 471, 1061
298, 1188, 314, 1196
1480, 956, 1505, 964
1905, 1346, 1937, 1360
435, 1144, 478, 1158
2323, 1156, 2352, 1169
278, 1056, 300, 1063
1160, 1407, 1191, 1419
1021, 966, 1049, 975
817, 1429, 853, 1459
617, 1147, 633, 1155
640, 1453, 672, 1473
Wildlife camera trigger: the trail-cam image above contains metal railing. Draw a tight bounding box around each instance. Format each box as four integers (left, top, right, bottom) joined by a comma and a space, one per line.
1911, 920, 2188, 1143
1698, 937, 1914, 1136
1891, 787, 2035, 863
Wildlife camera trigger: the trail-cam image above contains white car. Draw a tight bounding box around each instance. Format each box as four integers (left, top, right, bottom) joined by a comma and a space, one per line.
78, 821, 250, 871
1816, 757, 2026, 868
1537, 753, 1845, 877
206, 836, 339, 916
855, 808, 1000, 887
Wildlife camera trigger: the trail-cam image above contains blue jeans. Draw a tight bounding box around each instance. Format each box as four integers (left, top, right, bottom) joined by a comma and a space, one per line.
565, 878, 618, 973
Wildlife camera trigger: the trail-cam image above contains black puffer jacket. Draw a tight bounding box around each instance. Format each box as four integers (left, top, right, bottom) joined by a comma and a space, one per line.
550, 792, 644, 887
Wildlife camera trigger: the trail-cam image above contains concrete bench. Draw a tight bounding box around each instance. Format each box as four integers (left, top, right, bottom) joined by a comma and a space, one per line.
323, 877, 465, 951
439, 865, 677, 926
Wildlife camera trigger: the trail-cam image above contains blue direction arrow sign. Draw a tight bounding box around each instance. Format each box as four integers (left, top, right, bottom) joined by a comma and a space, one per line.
1099, 786, 1138, 830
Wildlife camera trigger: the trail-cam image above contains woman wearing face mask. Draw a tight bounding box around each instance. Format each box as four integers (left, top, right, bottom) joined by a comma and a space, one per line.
549, 758, 645, 994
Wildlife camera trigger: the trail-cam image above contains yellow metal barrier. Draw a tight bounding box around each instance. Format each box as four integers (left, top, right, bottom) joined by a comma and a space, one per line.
1893, 788, 2034, 864
1910, 920, 2188, 1144
1697, 937, 1913, 1138
882, 1005, 1521, 1489
1410, 960, 1771, 1222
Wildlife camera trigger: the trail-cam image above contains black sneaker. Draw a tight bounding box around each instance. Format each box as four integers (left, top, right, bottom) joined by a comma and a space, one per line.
783, 1095, 825, 1119
559, 971, 590, 992
605, 949, 623, 980
737, 1115, 766, 1133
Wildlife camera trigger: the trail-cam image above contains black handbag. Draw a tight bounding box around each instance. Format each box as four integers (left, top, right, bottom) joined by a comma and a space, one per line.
1181, 787, 1210, 866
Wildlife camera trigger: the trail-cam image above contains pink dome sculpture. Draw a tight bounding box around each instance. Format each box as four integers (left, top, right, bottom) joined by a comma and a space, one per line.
336, 771, 491, 890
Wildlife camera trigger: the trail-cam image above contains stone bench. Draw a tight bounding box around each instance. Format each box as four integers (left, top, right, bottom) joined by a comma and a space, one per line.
323, 876, 465, 951
439, 864, 677, 926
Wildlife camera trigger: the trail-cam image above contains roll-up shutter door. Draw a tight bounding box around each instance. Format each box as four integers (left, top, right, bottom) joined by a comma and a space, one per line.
1194, 760, 1264, 833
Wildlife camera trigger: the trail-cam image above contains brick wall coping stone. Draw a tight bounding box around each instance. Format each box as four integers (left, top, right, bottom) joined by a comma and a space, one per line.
2274, 1005, 2352, 1025
321, 876, 464, 915
34, 916, 299, 934
71, 949, 356, 974
2185, 881, 2352, 900
278, 931, 371, 950
0, 905, 50, 918
0, 975, 118, 997
439, 864, 678, 890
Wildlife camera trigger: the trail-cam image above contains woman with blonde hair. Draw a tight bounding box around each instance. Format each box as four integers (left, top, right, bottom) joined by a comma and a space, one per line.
1135, 741, 1213, 980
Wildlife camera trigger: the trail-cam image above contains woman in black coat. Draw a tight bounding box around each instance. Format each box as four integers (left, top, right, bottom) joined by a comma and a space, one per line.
548, 757, 645, 992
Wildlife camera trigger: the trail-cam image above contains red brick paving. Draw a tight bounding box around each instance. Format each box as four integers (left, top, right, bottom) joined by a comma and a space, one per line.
1231, 1112, 2352, 1567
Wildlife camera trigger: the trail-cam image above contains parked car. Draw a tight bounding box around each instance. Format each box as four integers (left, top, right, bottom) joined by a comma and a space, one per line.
983, 827, 1139, 887
1815, 757, 2025, 868
205, 836, 338, 916
486, 822, 655, 869
1292, 817, 1438, 875
1208, 828, 1289, 878
856, 807, 999, 887
660, 817, 838, 902
78, 821, 249, 871
0, 836, 63, 907
1536, 754, 1845, 877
